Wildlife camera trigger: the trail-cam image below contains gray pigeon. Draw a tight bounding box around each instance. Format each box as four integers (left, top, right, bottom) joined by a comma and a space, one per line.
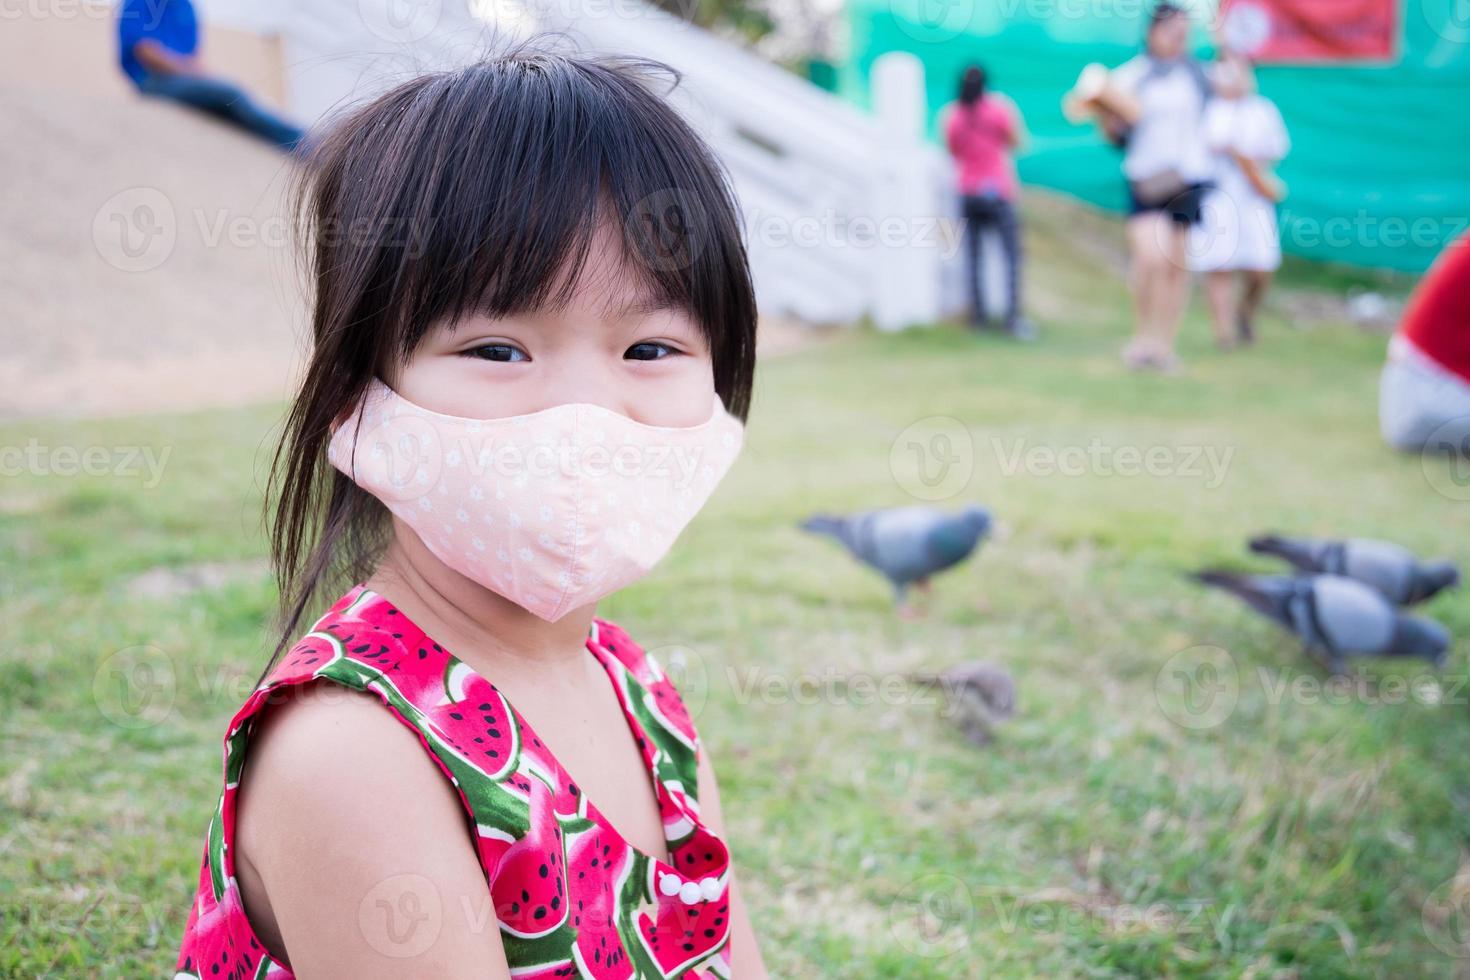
1250, 533, 1459, 606
1193, 570, 1450, 674
800, 504, 991, 614
910, 662, 1017, 745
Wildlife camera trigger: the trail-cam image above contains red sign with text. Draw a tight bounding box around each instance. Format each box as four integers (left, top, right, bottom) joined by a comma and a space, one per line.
1219, 0, 1400, 64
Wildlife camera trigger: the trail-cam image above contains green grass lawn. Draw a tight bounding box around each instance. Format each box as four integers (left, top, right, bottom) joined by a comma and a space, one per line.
5, 209, 1470, 978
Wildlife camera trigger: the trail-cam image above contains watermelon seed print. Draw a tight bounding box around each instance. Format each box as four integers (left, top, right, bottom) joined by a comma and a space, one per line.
177, 586, 732, 979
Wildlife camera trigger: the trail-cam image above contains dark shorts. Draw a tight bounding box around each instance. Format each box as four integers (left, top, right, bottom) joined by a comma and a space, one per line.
1127, 181, 1210, 227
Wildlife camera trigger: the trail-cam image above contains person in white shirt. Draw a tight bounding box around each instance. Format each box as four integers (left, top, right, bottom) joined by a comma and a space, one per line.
1189, 53, 1290, 348
1104, 3, 1213, 372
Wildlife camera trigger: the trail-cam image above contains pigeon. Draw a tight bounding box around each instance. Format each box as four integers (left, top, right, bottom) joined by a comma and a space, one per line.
1193, 570, 1450, 673
910, 662, 1017, 746
1249, 533, 1459, 606
800, 505, 991, 615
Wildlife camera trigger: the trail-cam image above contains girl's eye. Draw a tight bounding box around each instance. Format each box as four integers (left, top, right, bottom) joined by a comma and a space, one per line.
625, 342, 677, 361
464, 344, 529, 363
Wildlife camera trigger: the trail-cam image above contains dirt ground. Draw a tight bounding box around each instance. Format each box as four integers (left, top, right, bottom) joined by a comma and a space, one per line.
0, 74, 824, 421
0, 74, 308, 419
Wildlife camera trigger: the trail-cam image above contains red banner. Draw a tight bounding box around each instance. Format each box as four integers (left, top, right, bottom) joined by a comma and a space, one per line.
1218, 0, 1400, 64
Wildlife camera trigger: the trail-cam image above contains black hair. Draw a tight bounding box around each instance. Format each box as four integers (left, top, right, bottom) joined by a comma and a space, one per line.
1149, 2, 1188, 27
266, 39, 758, 666
958, 64, 987, 105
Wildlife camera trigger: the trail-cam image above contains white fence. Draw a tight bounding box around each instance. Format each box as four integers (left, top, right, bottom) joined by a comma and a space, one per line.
199, 0, 988, 330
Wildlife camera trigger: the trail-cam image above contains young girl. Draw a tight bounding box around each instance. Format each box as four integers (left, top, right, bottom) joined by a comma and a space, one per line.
1189, 53, 1289, 348
175, 48, 766, 979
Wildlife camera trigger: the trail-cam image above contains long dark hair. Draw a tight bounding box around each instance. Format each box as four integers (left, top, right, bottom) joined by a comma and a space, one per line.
958, 64, 987, 106
266, 41, 759, 667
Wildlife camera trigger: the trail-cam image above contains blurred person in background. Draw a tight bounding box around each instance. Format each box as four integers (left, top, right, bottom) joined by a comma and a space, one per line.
1106, 2, 1213, 372
1381, 232, 1470, 452
943, 64, 1036, 340
116, 0, 305, 151
1190, 52, 1290, 349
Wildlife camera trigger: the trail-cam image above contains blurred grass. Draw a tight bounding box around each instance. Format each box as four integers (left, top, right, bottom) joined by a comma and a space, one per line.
4, 217, 1470, 978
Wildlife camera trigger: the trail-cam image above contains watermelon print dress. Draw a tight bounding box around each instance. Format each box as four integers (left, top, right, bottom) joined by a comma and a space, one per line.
175, 584, 733, 979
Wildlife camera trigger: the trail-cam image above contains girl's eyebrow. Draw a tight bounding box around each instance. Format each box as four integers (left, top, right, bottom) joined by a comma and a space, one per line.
603, 294, 679, 321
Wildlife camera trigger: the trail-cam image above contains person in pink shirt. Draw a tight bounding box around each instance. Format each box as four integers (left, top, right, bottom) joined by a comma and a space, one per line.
943, 64, 1035, 339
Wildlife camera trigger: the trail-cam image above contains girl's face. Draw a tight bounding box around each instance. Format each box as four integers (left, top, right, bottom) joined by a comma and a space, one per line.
1214, 57, 1249, 99
391, 219, 717, 428
1147, 14, 1190, 59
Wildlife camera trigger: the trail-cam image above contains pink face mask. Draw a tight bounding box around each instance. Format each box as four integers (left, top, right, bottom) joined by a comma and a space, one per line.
328, 379, 744, 621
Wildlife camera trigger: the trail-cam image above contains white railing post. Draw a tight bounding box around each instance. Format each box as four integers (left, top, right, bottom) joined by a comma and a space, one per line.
871, 51, 943, 332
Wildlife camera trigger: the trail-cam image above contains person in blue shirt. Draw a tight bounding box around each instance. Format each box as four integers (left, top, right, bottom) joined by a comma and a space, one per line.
117, 0, 305, 151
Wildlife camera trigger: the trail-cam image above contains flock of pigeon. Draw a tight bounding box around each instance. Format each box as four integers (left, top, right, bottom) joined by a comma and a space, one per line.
799, 505, 1461, 743
1194, 534, 1459, 674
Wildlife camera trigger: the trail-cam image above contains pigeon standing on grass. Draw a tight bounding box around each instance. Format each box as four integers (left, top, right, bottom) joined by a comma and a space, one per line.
800, 505, 991, 617
1192, 570, 1450, 674
1249, 533, 1460, 606
909, 662, 1017, 746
